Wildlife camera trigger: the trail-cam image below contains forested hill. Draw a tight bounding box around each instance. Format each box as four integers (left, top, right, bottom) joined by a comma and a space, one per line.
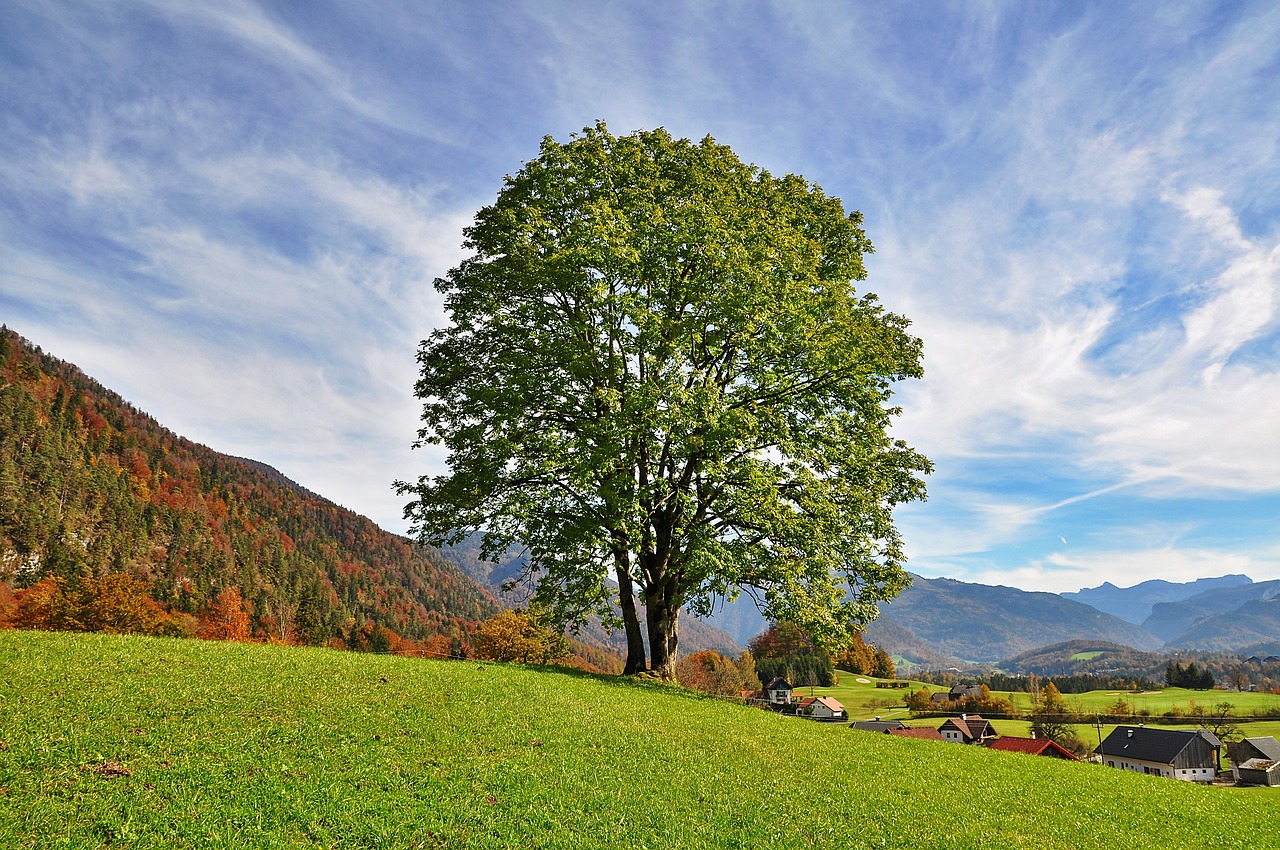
0, 327, 497, 647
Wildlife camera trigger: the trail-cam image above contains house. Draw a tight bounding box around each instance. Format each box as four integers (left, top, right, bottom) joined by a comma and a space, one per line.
1095, 727, 1220, 782
931, 684, 982, 704
938, 714, 997, 745
1233, 737, 1280, 787
798, 696, 846, 721
763, 677, 793, 707
850, 719, 909, 734
888, 727, 944, 742
985, 736, 1079, 760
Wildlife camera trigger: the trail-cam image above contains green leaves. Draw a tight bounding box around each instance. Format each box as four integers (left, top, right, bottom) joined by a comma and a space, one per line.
402, 122, 932, 671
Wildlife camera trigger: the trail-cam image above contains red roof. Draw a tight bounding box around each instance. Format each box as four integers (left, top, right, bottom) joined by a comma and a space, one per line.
986, 736, 1079, 760
889, 727, 944, 741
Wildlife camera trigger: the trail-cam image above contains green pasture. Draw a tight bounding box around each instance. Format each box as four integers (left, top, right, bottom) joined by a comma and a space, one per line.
3, 632, 1278, 850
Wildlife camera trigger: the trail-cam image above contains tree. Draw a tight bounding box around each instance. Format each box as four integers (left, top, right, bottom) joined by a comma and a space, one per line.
905, 687, 935, 714
676, 650, 746, 697
736, 649, 761, 691
750, 621, 837, 687
197, 587, 251, 642
1029, 681, 1085, 754
399, 123, 931, 680
473, 607, 571, 665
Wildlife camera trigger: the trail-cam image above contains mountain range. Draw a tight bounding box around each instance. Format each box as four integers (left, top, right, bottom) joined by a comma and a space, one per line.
2, 326, 1276, 668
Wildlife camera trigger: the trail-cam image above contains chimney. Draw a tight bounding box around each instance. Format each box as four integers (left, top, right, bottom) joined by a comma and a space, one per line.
961, 714, 967, 721
1030, 731, 1036, 739
1127, 729, 1134, 738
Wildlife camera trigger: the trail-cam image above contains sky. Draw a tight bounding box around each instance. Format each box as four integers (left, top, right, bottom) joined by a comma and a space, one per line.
2, 1, 1278, 596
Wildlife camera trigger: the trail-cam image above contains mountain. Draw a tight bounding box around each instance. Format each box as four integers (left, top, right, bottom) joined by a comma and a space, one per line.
1164, 597, 1280, 652
438, 537, 743, 657
0, 327, 497, 646
1141, 579, 1280, 643
869, 574, 1164, 663
1061, 575, 1253, 625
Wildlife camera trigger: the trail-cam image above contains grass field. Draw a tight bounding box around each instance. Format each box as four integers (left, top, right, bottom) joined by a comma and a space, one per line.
2, 631, 1279, 849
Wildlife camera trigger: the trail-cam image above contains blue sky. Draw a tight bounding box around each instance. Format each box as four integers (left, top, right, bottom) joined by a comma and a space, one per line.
2, 1, 1278, 595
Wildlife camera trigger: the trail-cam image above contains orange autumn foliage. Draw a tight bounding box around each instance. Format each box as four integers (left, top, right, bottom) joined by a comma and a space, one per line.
197, 587, 252, 642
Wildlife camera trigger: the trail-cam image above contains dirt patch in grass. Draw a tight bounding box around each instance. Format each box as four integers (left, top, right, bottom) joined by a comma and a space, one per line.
86, 761, 132, 779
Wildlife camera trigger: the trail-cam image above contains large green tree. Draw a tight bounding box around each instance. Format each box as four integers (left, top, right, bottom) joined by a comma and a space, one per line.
399, 123, 931, 679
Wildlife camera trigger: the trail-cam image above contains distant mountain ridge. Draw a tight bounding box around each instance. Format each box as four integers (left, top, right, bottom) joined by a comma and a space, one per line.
865, 574, 1164, 664
1062, 575, 1253, 624
1142, 579, 1280, 643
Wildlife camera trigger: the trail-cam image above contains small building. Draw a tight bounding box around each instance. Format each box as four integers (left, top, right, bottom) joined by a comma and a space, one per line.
1233, 737, 1280, 787
985, 736, 1079, 760
1233, 736, 1280, 765
930, 684, 982, 704
938, 714, 997, 745
1238, 758, 1280, 787
1095, 727, 1219, 782
850, 719, 909, 734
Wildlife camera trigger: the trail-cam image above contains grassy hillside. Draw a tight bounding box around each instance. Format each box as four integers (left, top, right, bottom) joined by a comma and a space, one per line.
2, 632, 1277, 849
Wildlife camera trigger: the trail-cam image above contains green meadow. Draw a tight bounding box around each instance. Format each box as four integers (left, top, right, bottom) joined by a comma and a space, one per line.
2, 631, 1278, 849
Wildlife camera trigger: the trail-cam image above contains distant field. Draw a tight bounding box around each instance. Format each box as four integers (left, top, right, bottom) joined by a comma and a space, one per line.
3, 632, 1277, 849
1071, 651, 1105, 661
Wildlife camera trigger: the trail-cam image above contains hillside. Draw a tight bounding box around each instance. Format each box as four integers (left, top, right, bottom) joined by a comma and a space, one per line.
1166, 598, 1280, 652
2, 631, 1275, 849
1143, 579, 1280, 643
871, 575, 1164, 663
998, 640, 1170, 679
0, 327, 496, 647
1061, 575, 1253, 624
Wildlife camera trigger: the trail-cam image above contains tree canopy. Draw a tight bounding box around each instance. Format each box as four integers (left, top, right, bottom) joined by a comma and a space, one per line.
399, 123, 931, 679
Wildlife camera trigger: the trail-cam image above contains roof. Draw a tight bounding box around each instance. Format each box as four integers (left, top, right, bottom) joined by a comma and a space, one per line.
814, 697, 844, 712
938, 715, 996, 741
889, 727, 944, 741
765, 677, 792, 691
1240, 758, 1279, 771
850, 720, 909, 733
1096, 727, 1217, 764
1243, 737, 1280, 761
986, 737, 1080, 760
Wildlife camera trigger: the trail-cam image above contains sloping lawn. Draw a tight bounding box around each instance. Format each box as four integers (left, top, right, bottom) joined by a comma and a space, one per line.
1, 631, 1276, 849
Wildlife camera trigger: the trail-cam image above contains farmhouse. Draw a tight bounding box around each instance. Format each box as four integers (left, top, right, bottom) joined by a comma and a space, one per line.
985, 736, 1079, 760
798, 696, 846, 721
938, 714, 997, 745
763, 677, 793, 706
1095, 727, 1220, 783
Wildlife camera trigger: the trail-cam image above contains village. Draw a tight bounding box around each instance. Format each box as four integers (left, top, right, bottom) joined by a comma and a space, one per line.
744, 677, 1280, 788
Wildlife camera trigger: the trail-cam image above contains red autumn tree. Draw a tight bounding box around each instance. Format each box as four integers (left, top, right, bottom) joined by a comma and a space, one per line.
197, 587, 252, 642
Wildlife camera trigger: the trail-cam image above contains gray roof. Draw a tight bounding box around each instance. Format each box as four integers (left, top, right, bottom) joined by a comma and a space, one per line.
850, 720, 908, 733
1244, 737, 1280, 761
1096, 727, 1217, 763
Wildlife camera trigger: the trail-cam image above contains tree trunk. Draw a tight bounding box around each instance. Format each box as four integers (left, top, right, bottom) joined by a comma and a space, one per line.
613, 552, 647, 675
644, 577, 680, 681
